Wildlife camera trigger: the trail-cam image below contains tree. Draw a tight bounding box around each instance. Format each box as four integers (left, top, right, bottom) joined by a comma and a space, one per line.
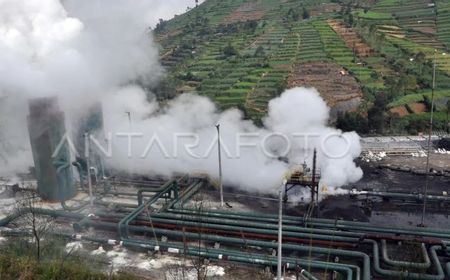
223, 43, 238, 57
16, 190, 54, 261
302, 7, 310, 19
375, 33, 386, 51
370, 71, 380, 80
368, 93, 389, 134
254, 46, 266, 57
336, 112, 369, 134
415, 51, 427, 75
155, 19, 167, 33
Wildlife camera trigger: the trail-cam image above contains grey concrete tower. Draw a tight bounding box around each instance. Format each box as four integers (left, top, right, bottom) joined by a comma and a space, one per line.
27, 97, 76, 201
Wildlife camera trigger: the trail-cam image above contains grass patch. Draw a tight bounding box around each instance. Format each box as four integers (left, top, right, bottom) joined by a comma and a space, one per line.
389, 89, 450, 107
357, 11, 393, 20
0, 254, 141, 280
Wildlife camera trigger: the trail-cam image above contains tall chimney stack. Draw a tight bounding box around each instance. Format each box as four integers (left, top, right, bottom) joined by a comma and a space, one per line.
27, 97, 76, 201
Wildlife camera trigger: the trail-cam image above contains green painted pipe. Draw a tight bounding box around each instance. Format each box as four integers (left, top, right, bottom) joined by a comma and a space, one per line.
168, 203, 450, 238
167, 208, 450, 242
79, 218, 371, 280
446, 262, 450, 278
307, 218, 450, 235
160, 211, 364, 237
61, 199, 90, 212
96, 212, 362, 243
305, 221, 450, 240
169, 208, 450, 238
118, 179, 177, 238
367, 240, 445, 280
122, 239, 354, 280
137, 185, 176, 206
299, 269, 319, 280
164, 180, 203, 210
381, 239, 431, 269
0, 208, 83, 227
0, 228, 353, 280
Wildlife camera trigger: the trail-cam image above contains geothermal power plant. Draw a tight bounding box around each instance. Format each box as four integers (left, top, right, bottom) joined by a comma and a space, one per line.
1, 96, 450, 280
3, 0, 450, 279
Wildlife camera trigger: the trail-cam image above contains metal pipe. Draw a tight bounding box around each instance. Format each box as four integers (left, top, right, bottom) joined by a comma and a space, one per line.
61, 199, 90, 212
381, 239, 431, 269
300, 269, 319, 280
354, 190, 450, 202
0, 228, 353, 280
168, 180, 202, 209
277, 185, 284, 280
0, 208, 83, 227
367, 240, 445, 280
91, 211, 362, 243
446, 262, 450, 278
118, 179, 178, 238
167, 208, 450, 240
216, 124, 224, 208
167, 207, 450, 240
137, 185, 177, 206
422, 49, 437, 226
304, 221, 450, 240
78, 218, 371, 280
122, 238, 355, 280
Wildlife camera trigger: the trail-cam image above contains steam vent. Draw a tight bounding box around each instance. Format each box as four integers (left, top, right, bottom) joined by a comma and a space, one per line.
27, 97, 76, 201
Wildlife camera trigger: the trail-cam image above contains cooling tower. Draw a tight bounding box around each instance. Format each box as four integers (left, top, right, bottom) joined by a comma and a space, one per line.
27, 97, 76, 201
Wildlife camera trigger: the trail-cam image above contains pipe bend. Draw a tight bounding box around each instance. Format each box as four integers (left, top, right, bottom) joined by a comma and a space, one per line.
366, 239, 445, 280
381, 239, 431, 269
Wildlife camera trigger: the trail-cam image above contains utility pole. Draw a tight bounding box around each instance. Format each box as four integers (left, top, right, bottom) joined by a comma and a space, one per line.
84, 133, 94, 208
216, 124, 224, 208
421, 50, 437, 226
311, 149, 317, 205
126, 111, 131, 128
277, 179, 287, 280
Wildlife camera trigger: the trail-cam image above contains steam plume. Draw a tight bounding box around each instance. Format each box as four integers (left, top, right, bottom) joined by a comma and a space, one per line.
0, 0, 363, 194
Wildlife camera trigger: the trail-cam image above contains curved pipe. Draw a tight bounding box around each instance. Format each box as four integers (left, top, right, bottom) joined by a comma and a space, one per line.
300, 269, 319, 280
61, 199, 90, 212
381, 239, 431, 269
0, 228, 354, 280
77, 218, 371, 280
367, 240, 445, 280
0, 208, 83, 227
118, 179, 178, 238
446, 262, 450, 278
122, 238, 355, 280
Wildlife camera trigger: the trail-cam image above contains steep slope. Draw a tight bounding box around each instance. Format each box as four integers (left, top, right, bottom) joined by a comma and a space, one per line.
155, 0, 450, 134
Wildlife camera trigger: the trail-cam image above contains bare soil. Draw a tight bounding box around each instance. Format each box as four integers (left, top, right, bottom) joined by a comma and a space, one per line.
288, 62, 362, 119
409, 102, 427, 114
390, 106, 409, 116
222, 3, 266, 24
327, 20, 372, 57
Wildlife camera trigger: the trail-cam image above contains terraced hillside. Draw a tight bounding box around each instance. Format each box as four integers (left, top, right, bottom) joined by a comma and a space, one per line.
155, 0, 450, 134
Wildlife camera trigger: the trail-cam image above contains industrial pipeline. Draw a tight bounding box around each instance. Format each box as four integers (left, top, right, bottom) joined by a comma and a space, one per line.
3, 175, 450, 280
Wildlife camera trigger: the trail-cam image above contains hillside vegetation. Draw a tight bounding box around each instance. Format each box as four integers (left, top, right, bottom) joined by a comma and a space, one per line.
155, 0, 450, 135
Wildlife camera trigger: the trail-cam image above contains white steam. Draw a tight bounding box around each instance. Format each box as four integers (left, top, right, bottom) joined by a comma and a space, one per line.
0, 0, 162, 176
103, 87, 363, 193
0, 0, 363, 193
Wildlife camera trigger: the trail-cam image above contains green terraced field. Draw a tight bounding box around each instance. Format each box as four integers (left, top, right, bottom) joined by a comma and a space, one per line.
155, 0, 450, 134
